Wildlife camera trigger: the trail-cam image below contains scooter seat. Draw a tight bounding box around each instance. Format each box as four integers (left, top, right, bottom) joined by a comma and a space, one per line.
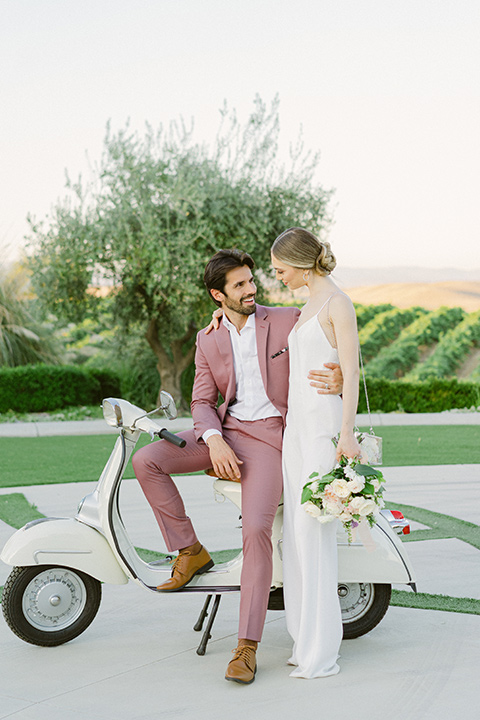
204, 468, 241, 483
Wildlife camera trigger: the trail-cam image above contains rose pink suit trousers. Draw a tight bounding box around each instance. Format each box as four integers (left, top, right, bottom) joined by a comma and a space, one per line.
132, 413, 284, 642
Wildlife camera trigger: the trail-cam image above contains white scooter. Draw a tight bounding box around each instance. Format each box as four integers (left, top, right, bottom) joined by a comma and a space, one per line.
1, 395, 416, 654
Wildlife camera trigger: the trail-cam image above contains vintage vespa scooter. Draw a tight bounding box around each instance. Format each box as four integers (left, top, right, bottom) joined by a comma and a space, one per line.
1, 394, 416, 654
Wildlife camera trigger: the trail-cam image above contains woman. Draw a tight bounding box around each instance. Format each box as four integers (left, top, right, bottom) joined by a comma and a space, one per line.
271, 227, 361, 679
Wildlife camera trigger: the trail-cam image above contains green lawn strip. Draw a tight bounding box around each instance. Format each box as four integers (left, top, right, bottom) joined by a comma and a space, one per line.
1, 425, 479, 489
386, 501, 480, 550
0, 433, 150, 488
391, 589, 480, 616
0, 493, 45, 529
358, 424, 480, 466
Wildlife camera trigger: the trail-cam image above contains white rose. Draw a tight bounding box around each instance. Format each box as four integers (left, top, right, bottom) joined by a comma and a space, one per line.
348, 496, 376, 517
347, 475, 365, 493
317, 512, 336, 524
323, 497, 344, 516
328, 478, 351, 499
359, 499, 377, 516
304, 501, 321, 518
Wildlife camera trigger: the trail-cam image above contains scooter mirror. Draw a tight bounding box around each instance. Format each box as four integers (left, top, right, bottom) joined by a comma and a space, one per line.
102, 399, 123, 427
160, 391, 177, 420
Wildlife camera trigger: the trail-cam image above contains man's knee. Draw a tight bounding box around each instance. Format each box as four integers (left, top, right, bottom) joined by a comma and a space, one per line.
243, 518, 274, 547
132, 444, 166, 481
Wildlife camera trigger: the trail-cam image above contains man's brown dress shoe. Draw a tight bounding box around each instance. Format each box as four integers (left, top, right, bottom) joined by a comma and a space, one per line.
156, 545, 214, 592
225, 645, 257, 684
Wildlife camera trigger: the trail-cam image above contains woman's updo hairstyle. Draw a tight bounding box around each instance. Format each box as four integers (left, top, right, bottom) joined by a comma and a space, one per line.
272, 227, 336, 276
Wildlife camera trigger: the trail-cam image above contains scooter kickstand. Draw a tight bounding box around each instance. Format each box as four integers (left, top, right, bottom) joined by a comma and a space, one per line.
194, 594, 213, 632
195, 594, 222, 656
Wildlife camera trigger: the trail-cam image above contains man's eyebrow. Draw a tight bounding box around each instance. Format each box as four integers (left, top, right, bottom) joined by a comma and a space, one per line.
233, 275, 254, 287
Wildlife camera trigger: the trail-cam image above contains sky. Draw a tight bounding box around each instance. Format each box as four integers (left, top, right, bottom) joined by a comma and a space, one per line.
1, 0, 479, 270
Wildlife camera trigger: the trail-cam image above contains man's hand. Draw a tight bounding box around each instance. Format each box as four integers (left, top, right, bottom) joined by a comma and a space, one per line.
204, 308, 223, 334
308, 362, 343, 395
206, 434, 243, 480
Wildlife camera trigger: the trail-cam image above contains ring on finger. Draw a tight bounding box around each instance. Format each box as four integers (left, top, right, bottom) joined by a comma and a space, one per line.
325, 383, 330, 389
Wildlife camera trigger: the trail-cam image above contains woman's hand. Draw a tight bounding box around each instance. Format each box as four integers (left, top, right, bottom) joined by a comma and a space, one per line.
204, 308, 223, 334
335, 430, 362, 462
308, 363, 343, 394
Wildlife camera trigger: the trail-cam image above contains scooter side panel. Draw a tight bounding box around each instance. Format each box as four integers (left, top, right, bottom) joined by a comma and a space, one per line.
337, 515, 415, 584
1, 518, 128, 585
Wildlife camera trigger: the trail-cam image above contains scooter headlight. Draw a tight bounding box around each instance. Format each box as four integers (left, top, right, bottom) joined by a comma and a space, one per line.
102, 399, 123, 427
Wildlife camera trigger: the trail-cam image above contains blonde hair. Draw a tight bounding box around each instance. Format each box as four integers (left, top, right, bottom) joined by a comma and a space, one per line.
271, 227, 336, 276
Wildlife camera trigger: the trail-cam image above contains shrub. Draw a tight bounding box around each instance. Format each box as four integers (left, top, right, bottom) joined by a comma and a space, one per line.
0, 365, 121, 413
358, 376, 480, 414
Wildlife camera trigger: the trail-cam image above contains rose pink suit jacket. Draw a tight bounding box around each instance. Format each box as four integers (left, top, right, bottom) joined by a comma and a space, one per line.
191, 304, 300, 440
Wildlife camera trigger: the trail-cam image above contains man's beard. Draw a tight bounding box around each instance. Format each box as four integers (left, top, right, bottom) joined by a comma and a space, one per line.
224, 295, 256, 316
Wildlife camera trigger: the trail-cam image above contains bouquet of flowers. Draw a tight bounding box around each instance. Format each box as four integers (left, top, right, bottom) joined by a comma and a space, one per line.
301, 455, 386, 542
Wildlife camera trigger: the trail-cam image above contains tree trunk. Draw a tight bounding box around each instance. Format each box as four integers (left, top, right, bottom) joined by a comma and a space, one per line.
145, 318, 196, 410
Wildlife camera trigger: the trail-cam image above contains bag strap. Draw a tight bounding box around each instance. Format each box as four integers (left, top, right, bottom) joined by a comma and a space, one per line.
358, 342, 375, 435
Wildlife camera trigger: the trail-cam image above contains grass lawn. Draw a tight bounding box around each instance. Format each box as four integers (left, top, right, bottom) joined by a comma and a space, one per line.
0, 424, 479, 489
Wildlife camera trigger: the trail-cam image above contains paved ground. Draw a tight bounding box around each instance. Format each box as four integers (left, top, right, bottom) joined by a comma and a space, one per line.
0, 414, 479, 720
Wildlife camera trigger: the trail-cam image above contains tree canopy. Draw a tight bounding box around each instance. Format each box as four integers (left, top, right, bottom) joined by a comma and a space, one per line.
28, 97, 333, 405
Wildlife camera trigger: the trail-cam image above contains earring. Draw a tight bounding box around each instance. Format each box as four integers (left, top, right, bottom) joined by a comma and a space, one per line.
302, 270, 309, 282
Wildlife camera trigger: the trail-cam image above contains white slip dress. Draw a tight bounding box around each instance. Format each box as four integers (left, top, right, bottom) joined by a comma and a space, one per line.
282, 302, 343, 678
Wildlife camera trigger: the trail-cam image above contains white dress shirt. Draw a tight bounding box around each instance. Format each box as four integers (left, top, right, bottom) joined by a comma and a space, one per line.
203, 312, 281, 442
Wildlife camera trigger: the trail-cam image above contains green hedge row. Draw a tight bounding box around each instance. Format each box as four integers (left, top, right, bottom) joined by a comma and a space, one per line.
366, 306, 465, 380
410, 310, 480, 381
0, 365, 122, 413
358, 307, 426, 361
358, 377, 480, 414
354, 303, 394, 330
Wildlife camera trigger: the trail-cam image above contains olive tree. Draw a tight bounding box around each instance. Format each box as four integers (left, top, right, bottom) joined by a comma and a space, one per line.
28, 97, 332, 405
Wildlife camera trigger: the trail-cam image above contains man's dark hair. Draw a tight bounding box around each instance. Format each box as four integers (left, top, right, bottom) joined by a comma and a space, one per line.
203, 249, 255, 307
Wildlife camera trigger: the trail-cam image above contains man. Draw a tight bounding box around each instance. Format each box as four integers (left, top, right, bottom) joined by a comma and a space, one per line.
132, 249, 342, 684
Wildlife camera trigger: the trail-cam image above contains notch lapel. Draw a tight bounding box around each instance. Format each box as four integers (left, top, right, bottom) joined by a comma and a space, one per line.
255, 305, 270, 392
214, 323, 236, 401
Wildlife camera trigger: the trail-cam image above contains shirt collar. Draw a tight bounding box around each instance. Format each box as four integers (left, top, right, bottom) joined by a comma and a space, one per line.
222, 311, 256, 334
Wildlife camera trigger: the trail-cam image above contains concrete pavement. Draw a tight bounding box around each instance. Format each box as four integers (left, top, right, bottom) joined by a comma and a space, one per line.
0, 414, 479, 719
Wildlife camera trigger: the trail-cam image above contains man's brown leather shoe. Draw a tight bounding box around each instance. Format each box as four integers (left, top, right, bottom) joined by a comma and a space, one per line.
225, 645, 257, 684
156, 545, 214, 592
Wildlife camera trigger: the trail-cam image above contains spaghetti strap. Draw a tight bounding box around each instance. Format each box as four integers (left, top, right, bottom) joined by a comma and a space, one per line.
318, 291, 343, 349
318, 291, 343, 315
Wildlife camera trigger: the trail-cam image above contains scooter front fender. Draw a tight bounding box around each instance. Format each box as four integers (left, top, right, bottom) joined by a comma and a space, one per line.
337, 513, 415, 584
1, 517, 128, 585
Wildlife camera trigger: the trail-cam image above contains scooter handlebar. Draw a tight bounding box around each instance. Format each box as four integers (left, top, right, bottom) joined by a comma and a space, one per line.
133, 416, 186, 448
157, 428, 187, 448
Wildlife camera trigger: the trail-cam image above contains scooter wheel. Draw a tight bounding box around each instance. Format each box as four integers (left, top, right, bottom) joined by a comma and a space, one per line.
339, 582, 391, 639
1, 565, 102, 647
